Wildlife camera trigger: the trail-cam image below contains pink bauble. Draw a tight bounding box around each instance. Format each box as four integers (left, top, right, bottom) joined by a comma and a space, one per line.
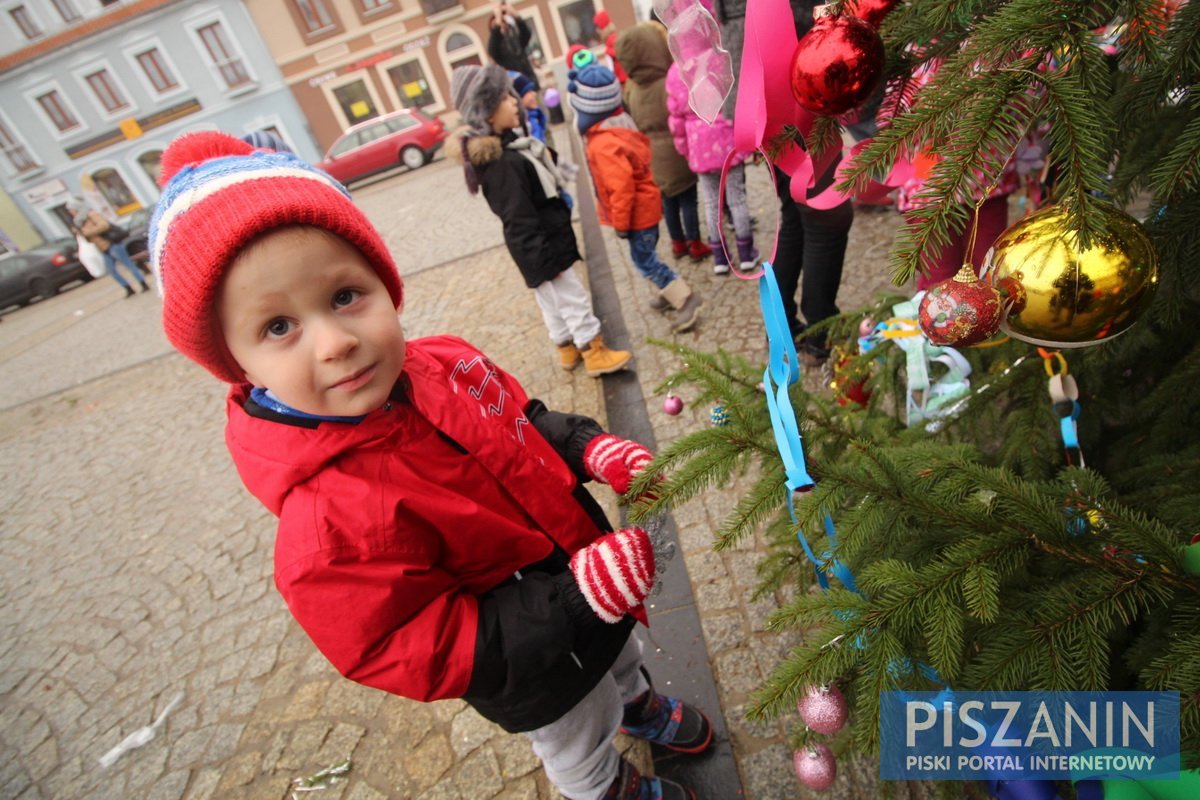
797, 684, 848, 735
663, 394, 684, 416
857, 316, 876, 338
793, 744, 838, 790
918, 264, 1003, 347
543, 87, 561, 108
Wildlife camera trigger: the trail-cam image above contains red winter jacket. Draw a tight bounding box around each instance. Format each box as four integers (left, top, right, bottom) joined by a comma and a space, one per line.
225, 336, 633, 731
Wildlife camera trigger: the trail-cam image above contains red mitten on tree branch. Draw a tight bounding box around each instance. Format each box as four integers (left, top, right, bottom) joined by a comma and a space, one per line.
569, 528, 655, 623
584, 434, 653, 495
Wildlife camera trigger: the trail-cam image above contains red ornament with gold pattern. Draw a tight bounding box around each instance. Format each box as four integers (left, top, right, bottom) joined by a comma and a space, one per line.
789, 14, 886, 116
918, 264, 1004, 347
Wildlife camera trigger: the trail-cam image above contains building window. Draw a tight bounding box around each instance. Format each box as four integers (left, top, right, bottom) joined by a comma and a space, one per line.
9, 5, 42, 39
333, 80, 379, 124
135, 48, 179, 94
422, 0, 461, 13
445, 31, 481, 70
137, 150, 163, 188
0, 117, 38, 174
84, 69, 130, 114
196, 22, 252, 90
360, 0, 392, 13
36, 90, 79, 133
50, 0, 80, 23
293, 0, 334, 34
386, 60, 436, 110
92, 168, 140, 214
556, 0, 600, 47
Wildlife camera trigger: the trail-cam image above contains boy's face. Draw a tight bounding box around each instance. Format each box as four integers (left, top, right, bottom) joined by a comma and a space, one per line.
520, 92, 539, 110
217, 227, 406, 418
489, 94, 521, 132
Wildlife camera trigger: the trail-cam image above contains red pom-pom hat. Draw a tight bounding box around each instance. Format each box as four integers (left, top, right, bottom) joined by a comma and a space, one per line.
149, 131, 403, 383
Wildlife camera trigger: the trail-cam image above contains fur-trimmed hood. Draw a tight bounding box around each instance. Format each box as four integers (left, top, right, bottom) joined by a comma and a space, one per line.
447, 127, 504, 167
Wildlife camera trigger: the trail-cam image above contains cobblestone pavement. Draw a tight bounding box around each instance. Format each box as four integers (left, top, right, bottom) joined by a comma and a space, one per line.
0, 128, 920, 800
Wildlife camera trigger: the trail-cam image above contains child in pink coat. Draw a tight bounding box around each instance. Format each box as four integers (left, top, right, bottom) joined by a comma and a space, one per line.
665, 61, 757, 275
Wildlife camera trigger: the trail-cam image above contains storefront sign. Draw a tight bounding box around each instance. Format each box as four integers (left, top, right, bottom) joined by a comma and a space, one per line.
403, 35, 431, 53
23, 178, 68, 206
309, 70, 338, 88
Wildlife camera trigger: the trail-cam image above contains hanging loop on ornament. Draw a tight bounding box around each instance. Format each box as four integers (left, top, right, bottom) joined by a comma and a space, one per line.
1038, 347, 1068, 377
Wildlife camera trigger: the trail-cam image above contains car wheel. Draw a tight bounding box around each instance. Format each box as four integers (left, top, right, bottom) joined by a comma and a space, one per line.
401, 146, 426, 170
29, 277, 56, 300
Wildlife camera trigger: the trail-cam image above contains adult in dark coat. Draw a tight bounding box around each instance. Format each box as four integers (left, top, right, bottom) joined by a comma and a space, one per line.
487, 2, 539, 87
717, 0, 854, 362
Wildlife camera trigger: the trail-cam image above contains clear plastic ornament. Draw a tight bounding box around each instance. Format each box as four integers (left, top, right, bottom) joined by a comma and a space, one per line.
653, 0, 734, 123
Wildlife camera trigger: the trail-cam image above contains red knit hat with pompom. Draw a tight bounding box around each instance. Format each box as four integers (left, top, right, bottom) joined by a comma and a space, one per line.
149, 131, 403, 383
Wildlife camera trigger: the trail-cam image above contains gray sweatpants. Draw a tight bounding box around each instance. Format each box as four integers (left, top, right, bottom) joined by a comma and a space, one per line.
698, 165, 753, 244
524, 633, 650, 800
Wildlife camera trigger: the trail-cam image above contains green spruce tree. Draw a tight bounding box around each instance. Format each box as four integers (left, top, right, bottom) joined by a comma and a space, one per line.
631, 0, 1200, 791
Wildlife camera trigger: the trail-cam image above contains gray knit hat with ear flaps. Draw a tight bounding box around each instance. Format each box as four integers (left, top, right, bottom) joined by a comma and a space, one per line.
450, 64, 514, 136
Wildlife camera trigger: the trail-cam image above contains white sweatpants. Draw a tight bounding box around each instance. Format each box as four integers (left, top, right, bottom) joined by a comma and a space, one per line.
532, 265, 603, 348
524, 633, 650, 800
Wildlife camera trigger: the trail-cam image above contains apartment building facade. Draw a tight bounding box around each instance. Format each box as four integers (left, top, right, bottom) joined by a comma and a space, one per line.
244, 0, 641, 153
0, 0, 321, 248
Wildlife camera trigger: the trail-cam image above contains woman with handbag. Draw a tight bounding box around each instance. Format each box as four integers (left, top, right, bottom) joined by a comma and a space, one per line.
70, 205, 149, 297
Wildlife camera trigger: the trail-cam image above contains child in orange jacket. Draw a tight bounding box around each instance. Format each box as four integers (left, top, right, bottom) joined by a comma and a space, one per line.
569, 64, 703, 333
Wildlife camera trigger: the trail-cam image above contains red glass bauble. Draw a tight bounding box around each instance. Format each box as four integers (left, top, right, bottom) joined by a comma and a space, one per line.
797, 684, 849, 735
793, 743, 838, 790
848, 0, 900, 29
918, 264, 1004, 347
789, 16, 885, 116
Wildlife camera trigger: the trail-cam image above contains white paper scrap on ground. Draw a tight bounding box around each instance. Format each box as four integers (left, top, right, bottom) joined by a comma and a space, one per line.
97, 691, 185, 769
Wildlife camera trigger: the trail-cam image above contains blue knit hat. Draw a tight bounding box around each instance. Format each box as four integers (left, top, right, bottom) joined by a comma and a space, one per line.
568, 64, 622, 133
508, 70, 536, 99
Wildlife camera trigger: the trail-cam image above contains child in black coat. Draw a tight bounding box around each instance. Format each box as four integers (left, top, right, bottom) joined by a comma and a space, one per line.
449, 64, 631, 378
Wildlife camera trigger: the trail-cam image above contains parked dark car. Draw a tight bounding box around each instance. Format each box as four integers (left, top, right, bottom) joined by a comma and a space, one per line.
0, 238, 93, 311
316, 109, 447, 186
122, 208, 153, 266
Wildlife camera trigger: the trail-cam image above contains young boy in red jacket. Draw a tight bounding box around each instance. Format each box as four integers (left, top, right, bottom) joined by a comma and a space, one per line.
569, 63, 704, 334
148, 131, 709, 800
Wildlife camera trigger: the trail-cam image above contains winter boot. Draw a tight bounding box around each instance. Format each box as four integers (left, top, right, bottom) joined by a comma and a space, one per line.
122, 285, 135, 298
597, 758, 696, 800
710, 239, 730, 276
686, 239, 712, 262
670, 239, 688, 259
557, 341, 582, 371
620, 670, 714, 754
581, 335, 633, 377
736, 236, 760, 271
139, 280, 151, 293
648, 294, 671, 313
659, 278, 702, 333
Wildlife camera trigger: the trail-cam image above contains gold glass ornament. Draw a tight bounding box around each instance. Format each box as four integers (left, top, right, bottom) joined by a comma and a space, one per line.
983, 203, 1159, 348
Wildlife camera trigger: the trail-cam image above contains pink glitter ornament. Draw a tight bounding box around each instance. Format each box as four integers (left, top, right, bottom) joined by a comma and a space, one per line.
793, 743, 837, 790
663, 394, 684, 416
797, 684, 848, 735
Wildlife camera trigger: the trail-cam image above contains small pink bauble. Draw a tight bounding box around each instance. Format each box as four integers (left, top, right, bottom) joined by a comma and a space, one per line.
793, 743, 837, 790
663, 394, 684, 416
797, 684, 848, 735
858, 316, 876, 338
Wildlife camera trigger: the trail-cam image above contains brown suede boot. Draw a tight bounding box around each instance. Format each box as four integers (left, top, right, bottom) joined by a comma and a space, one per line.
581, 336, 632, 377
659, 278, 702, 333
557, 342, 582, 371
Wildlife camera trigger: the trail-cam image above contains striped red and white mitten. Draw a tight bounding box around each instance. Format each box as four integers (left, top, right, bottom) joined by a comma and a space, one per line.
584, 434, 653, 495
569, 528, 656, 623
